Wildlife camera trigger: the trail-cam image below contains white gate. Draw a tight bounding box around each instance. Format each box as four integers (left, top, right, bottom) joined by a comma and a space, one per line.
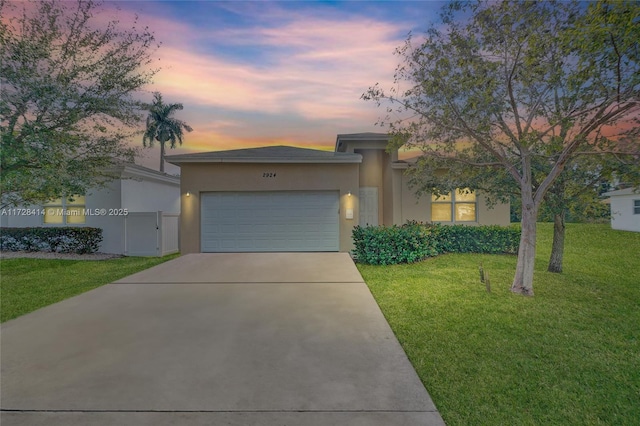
124, 211, 179, 257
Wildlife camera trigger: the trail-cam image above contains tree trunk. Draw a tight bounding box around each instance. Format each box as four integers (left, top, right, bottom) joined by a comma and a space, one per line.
160, 141, 165, 173
511, 197, 537, 296
547, 211, 565, 273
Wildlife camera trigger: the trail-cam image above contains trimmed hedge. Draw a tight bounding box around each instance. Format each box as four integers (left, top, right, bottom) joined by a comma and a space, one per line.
352, 222, 520, 265
352, 223, 440, 265
0, 227, 103, 254
428, 223, 521, 255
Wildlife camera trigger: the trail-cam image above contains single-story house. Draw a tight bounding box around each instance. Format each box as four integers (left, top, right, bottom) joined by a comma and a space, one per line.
1, 163, 180, 255
604, 187, 640, 232
166, 132, 510, 254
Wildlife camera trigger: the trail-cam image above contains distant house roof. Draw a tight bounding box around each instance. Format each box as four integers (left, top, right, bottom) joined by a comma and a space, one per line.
603, 187, 640, 197
109, 163, 180, 185
166, 145, 362, 165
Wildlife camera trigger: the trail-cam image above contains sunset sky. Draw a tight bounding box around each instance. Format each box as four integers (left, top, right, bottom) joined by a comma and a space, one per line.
104, 1, 444, 173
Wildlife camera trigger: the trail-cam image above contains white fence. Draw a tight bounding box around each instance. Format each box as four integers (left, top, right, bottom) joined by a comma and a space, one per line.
124, 211, 179, 257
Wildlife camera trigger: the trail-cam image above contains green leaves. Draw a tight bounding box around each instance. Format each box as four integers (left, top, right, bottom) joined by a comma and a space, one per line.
352, 222, 520, 265
352, 223, 439, 265
362, 0, 640, 293
0, 0, 158, 207
0, 227, 103, 254
141, 92, 193, 172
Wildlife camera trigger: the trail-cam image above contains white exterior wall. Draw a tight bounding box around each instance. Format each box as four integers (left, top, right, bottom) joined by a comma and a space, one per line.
121, 176, 180, 213
1, 165, 181, 254
1, 204, 43, 227
87, 180, 125, 254
0, 182, 126, 253
609, 192, 640, 232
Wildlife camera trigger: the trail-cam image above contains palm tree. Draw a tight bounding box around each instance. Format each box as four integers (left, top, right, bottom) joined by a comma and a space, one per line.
142, 92, 193, 172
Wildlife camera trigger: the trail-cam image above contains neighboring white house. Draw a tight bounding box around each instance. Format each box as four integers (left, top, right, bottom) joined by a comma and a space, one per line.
604, 187, 640, 232
1, 163, 180, 255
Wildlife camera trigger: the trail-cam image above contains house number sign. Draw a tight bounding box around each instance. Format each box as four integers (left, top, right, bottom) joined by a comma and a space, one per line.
262, 172, 277, 178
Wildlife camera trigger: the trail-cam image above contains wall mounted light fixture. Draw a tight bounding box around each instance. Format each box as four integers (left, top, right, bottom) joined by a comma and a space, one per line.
186, 191, 191, 197
347, 191, 352, 197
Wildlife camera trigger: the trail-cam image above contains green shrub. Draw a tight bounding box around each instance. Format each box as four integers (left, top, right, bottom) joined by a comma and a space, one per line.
352, 222, 520, 265
0, 227, 103, 254
430, 223, 520, 254
352, 223, 439, 265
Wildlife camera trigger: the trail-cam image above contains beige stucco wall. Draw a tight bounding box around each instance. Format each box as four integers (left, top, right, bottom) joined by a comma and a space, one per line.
178, 162, 360, 254
357, 150, 384, 187
381, 152, 395, 226
356, 149, 384, 225
476, 194, 512, 226
399, 173, 511, 226
355, 148, 401, 226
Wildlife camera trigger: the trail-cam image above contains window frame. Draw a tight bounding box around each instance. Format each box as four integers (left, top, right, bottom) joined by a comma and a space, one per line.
431, 188, 477, 223
43, 195, 86, 225
634, 199, 640, 215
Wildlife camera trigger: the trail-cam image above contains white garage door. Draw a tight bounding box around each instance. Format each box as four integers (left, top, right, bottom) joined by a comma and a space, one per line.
201, 191, 339, 252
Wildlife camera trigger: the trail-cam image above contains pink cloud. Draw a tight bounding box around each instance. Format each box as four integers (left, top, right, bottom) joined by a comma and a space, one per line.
144, 13, 405, 125
4, 1, 408, 163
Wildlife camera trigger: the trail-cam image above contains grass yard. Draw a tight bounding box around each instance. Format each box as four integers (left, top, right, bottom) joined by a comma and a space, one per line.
358, 223, 640, 426
0, 254, 179, 323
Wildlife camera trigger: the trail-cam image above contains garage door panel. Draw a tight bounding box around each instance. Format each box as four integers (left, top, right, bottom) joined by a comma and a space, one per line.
201, 191, 339, 252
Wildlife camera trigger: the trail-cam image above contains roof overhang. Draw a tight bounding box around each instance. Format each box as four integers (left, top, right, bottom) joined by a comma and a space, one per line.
603, 187, 640, 197
166, 157, 362, 164
166, 146, 362, 165
107, 163, 180, 185
335, 132, 390, 152
391, 161, 410, 170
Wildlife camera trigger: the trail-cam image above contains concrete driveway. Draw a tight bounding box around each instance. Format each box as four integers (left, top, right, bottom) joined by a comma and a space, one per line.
1, 253, 445, 425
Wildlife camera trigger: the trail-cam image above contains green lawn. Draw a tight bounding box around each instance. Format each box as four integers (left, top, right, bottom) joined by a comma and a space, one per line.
357, 223, 640, 426
0, 254, 179, 322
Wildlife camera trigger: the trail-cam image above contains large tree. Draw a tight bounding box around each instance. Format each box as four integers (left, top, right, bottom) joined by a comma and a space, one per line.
540, 153, 639, 273
364, 0, 640, 295
406, 144, 640, 274
142, 92, 192, 173
0, 0, 159, 208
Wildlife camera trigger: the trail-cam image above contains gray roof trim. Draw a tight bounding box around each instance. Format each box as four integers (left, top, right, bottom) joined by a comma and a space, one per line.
335, 132, 390, 140
391, 161, 410, 170
335, 132, 390, 152
603, 187, 639, 197
122, 164, 180, 185
107, 163, 180, 185
166, 145, 362, 165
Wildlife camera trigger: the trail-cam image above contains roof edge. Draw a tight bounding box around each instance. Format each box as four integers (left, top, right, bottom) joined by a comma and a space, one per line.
107, 163, 180, 185
335, 132, 391, 152
603, 187, 640, 197
166, 156, 362, 165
